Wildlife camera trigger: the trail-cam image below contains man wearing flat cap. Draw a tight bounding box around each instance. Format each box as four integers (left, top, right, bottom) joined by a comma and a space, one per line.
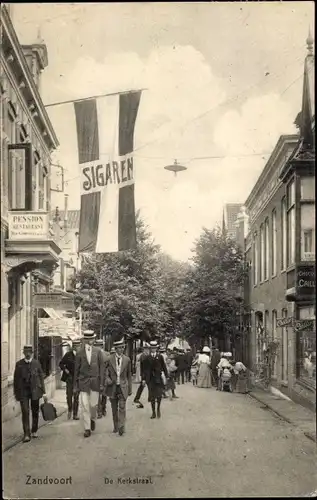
74, 330, 105, 438
14, 344, 48, 443
105, 338, 132, 436
59, 339, 81, 420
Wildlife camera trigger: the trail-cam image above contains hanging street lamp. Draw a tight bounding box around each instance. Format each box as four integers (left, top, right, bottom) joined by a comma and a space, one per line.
164, 159, 187, 176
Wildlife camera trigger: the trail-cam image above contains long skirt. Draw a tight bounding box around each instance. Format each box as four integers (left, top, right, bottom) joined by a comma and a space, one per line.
197, 363, 212, 388
165, 375, 175, 392
148, 380, 165, 401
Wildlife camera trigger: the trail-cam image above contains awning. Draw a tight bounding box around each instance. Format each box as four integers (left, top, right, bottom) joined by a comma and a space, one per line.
42, 307, 62, 320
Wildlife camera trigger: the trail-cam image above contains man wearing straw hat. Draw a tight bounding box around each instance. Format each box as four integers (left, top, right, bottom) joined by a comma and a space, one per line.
105, 338, 132, 436
74, 330, 105, 438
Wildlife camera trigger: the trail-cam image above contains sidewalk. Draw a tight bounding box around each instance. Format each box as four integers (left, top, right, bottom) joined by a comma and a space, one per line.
2, 389, 67, 452
249, 387, 316, 443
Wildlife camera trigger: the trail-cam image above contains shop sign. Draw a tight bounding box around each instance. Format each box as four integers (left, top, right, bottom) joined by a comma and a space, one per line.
8, 211, 49, 240
296, 266, 315, 297
276, 317, 294, 328
294, 319, 315, 332
39, 318, 77, 337
34, 293, 74, 310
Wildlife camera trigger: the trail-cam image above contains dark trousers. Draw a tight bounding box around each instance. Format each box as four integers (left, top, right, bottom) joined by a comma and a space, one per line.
20, 397, 40, 437
185, 368, 191, 382
134, 381, 145, 402
98, 394, 107, 416
176, 370, 185, 384
66, 379, 79, 416
110, 386, 127, 431
211, 369, 218, 387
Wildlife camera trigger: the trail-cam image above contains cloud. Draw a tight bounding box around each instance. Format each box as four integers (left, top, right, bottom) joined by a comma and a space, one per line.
49, 44, 299, 261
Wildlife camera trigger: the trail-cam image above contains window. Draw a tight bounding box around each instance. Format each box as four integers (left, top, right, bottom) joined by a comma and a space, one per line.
260, 224, 265, 281
281, 197, 287, 270
253, 232, 258, 285
272, 210, 277, 276
287, 180, 296, 266
300, 177, 315, 201
264, 218, 269, 280
298, 306, 316, 389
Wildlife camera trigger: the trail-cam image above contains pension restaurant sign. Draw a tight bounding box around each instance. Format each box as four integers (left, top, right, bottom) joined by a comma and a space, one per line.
8, 211, 49, 240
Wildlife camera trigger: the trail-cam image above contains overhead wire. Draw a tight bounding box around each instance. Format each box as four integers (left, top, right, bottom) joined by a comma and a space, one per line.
59, 63, 304, 187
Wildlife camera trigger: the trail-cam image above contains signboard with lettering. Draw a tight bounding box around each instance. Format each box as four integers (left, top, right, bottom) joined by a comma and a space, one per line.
39, 318, 77, 338
294, 320, 315, 332
8, 211, 49, 240
276, 317, 294, 328
296, 266, 316, 298
34, 293, 74, 310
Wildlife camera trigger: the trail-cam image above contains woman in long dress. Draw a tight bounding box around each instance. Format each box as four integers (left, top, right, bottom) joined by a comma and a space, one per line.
197, 346, 212, 388
135, 348, 143, 384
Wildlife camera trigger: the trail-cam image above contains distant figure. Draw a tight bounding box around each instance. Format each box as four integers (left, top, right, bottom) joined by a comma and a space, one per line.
133, 343, 151, 408
197, 346, 212, 388
59, 339, 81, 420
135, 347, 143, 384
190, 353, 199, 386
14, 345, 48, 443
211, 348, 221, 388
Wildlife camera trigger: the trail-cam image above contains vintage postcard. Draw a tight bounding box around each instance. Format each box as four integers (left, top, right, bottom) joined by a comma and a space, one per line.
1, 2, 316, 499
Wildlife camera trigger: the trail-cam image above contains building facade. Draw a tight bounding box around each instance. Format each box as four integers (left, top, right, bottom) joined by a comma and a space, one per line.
222, 203, 243, 240
1, 5, 64, 420
244, 37, 315, 409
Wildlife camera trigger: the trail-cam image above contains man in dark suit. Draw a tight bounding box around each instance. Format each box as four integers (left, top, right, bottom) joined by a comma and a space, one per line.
13, 344, 48, 443
147, 341, 168, 419
176, 348, 186, 384
74, 330, 105, 438
133, 342, 150, 408
105, 338, 132, 436
94, 338, 111, 418
59, 339, 81, 420
185, 348, 193, 382
211, 347, 221, 387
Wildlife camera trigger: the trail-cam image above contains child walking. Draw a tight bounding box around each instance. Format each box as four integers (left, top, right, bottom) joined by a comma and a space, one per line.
190, 355, 199, 386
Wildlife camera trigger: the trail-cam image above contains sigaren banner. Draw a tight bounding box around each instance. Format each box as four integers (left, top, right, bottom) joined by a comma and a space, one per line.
74, 91, 142, 253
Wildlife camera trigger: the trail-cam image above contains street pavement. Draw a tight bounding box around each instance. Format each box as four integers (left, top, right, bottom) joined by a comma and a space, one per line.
3, 382, 317, 499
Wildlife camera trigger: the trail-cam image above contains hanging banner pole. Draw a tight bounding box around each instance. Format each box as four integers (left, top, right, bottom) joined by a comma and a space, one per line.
44, 88, 148, 108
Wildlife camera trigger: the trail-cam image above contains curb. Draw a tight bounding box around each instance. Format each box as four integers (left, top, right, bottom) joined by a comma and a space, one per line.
249, 392, 316, 443
3, 406, 67, 453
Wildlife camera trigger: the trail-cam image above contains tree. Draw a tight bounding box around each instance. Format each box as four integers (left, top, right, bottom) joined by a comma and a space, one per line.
179, 226, 246, 349
74, 213, 169, 344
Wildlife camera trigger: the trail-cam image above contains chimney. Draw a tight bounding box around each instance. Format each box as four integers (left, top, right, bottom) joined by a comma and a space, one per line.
64, 194, 69, 231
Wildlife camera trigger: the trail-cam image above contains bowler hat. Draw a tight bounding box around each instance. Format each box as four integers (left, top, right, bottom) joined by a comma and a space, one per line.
83, 330, 96, 340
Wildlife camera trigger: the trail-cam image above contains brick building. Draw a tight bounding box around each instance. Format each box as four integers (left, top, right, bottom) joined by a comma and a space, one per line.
243, 36, 315, 410
1, 5, 64, 420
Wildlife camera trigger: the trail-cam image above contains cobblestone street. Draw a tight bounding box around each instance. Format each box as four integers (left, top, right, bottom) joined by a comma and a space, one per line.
3, 383, 317, 498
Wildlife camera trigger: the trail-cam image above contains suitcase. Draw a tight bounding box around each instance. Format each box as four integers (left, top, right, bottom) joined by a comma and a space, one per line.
40, 402, 57, 421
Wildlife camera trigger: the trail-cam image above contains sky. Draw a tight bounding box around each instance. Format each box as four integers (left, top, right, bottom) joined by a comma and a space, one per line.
11, 2, 314, 261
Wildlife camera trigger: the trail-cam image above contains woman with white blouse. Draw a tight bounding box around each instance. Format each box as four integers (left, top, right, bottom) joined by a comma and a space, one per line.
196, 346, 212, 388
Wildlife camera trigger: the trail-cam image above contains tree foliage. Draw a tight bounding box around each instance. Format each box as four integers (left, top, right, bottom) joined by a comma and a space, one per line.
178, 227, 246, 347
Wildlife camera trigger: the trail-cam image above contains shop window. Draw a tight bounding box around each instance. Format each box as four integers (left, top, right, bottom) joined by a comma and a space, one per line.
281, 308, 288, 382
272, 310, 277, 376
287, 180, 296, 266
272, 210, 277, 276
298, 306, 316, 389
